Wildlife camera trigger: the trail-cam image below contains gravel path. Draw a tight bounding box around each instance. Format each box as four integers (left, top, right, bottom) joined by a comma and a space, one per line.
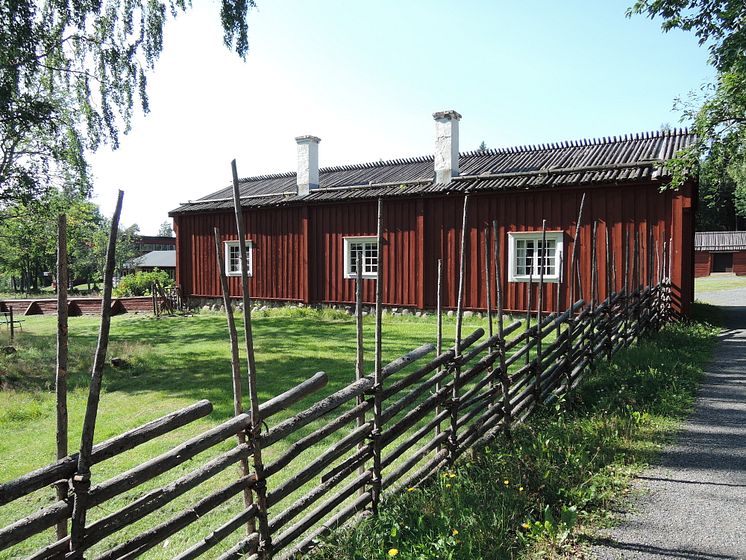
591, 288, 746, 560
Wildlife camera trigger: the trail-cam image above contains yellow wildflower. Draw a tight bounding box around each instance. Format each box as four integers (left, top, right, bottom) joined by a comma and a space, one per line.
388, 549, 399, 557
452, 529, 459, 536
445, 483, 452, 488
406, 487, 415, 492
519, 486, 524, 492
503, 479, 509, 485
521, 523, 530, 530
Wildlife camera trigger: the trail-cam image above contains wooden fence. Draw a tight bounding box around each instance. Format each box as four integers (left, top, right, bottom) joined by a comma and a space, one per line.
0, 183, 676, 559
0, 278, 671, 559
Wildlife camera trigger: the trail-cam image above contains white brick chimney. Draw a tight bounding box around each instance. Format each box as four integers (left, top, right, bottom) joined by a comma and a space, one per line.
295, 135, 321, 195
433, 110, 461, 184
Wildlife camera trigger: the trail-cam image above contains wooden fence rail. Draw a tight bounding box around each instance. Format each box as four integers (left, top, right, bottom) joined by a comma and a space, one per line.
0, 278, 671, 559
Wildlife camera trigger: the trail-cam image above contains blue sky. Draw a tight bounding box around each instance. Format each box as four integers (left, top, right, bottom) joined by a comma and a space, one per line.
89, 0, 714, 234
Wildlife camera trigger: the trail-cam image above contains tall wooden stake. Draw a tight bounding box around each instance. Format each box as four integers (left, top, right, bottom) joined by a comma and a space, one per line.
605, 223, 614, 360
435, 258, 443, 443
213, 227, 255, 536
230, 160, 270, 556
70, 190, 123, 552
56, 214, 69, 540
569, 193, 587, 306
355, 252, 366, 486
605, 225, 611, 298
622, 227, 629, 346
493, 220, 510, 436
484, 226, 495, 395
535, 220, 546, 401
372, 198, 384, 514
525, 273, 532, 366
556, 252, 564, 336
484, 227, 493, 339
450, 194, 469, 464
589, 221, 598, 368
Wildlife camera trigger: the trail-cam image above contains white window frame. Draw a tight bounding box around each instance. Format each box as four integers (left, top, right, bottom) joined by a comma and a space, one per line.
224, 240, 253, 277
343, 236, 379, 279
507, 231, 563, 283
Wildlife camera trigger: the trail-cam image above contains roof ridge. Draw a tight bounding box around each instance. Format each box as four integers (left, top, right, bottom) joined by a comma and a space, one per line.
237, 170, 296, 182
470, 128, 692, 156
231, 128, 693, 184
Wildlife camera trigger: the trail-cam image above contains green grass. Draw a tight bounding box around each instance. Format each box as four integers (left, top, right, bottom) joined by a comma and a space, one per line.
309, 306, 720, 559
0, 307, 497, 559
695, 274, 746, 293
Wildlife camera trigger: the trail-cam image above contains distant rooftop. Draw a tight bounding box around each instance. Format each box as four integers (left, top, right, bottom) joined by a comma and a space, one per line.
695, 231, 746, 252
127, 250, 176, 269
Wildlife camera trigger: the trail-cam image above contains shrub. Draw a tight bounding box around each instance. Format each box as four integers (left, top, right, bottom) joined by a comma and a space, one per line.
114, 269, 173, 297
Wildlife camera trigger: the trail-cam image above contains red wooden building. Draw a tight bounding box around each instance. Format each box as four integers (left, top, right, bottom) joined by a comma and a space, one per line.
694, 231, 746, 277
170, 111, 696, 314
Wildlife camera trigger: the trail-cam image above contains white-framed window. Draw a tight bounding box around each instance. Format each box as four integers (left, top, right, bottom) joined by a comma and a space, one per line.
507, 231, 563, 282
344, 236, 379, 279
224, 240, 253, 277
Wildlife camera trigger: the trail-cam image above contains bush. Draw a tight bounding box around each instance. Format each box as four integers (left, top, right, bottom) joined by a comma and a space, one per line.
114, 269, 173, 297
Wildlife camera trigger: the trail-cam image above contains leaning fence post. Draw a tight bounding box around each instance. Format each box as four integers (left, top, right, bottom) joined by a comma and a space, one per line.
70, 190, 124, 553
525, 273, 532, 366
622, 227, 630, 347
56, 214, 69, 541
449, 194, 469, 465
355, 252, 366, 489
569, 193, 587, 306
9, 305, 14, 342
588, 220, 598, 370
371, 198, 384, 515
213, 227, 256, 538
535, 220, 546, 403
435, 258, 444, 446
605, 225, 614, 360
230, 160, 271, 557
634, 230, 642, 345
493, 220, 511, 438
484, 225, 499, 409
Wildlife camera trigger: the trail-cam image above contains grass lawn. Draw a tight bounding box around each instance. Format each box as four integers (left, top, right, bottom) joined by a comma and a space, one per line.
0, 307, 495, 559
695, 274, 746, 293
310, 305, 720, 559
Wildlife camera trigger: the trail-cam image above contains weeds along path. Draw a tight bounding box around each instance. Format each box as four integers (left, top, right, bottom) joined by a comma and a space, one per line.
592, 294, 746, 560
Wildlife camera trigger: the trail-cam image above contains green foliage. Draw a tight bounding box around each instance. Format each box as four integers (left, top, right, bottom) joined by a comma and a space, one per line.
518, 504, 578, 552
114, 269, 173, 297
628, 1, 745, 72
0, 0, 254, 205
0, 192, 141, 291
157, 221, 174, 237
628, 1, 746, 228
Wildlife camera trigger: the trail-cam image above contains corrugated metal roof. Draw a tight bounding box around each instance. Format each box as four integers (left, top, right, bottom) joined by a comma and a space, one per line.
695, 231, 746, 252
170, 129, 695, 215
127, 250, 176, 268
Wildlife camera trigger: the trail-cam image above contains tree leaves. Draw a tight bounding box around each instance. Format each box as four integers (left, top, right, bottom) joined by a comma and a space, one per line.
629, 1, 746, 228
0, 0, 253, 206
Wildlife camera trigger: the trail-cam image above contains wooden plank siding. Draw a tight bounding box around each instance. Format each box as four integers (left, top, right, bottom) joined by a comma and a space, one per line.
735, 252, 746, 276
695, 251, 712, 277
174, 182, 693, 313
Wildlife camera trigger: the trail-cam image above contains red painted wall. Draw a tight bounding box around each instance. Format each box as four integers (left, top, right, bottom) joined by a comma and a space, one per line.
695, 251, 711, 277
174, 181, 694, 314
734, 251, 746, 276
